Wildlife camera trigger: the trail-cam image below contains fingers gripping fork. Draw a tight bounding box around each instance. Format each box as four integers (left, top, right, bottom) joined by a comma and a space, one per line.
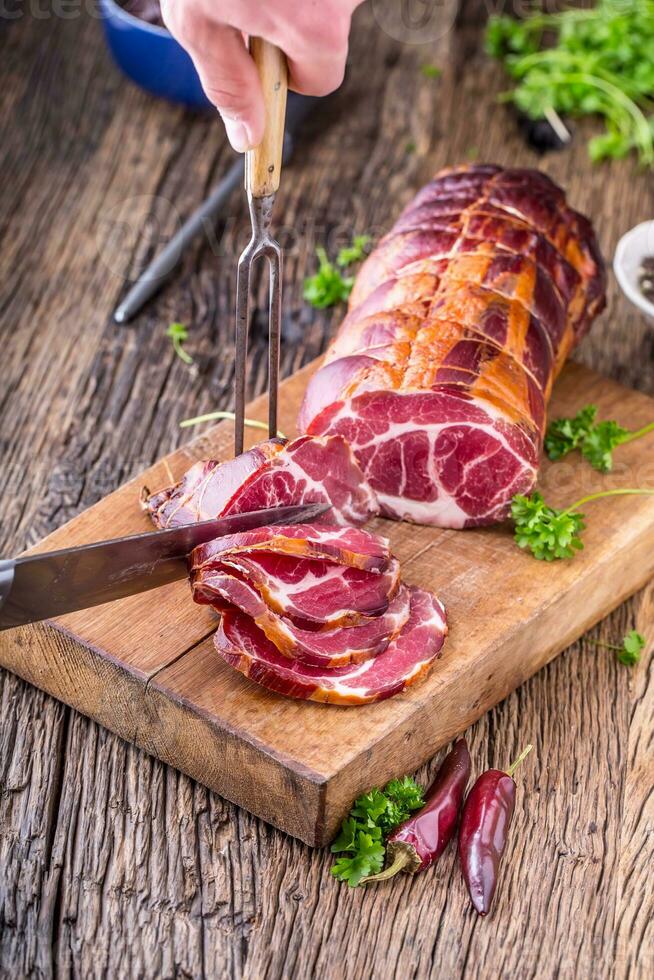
234, 39, 288, 457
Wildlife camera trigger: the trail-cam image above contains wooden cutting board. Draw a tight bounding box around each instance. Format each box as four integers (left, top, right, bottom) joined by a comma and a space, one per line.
1, 360, 654, 845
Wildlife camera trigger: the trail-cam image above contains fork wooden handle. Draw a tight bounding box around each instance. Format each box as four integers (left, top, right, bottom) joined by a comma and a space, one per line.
245, 39, 288, 198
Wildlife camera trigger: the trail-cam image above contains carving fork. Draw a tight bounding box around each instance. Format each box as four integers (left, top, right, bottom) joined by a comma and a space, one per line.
234, 39, 288, 456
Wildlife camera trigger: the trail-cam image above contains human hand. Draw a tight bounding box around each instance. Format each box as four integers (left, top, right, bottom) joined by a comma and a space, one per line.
160, 0, 362, 151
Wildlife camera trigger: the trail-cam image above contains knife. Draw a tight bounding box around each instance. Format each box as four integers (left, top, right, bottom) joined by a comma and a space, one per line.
0, 502, 328, 630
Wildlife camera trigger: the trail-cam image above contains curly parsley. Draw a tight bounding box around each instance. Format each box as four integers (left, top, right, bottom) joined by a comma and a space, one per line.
512, 488, 654, 561
512, 491, 586, 561
545, 405, 654, 473
303, 247, 354, 309
330, 776, 425, 886
304, 235, 372, 309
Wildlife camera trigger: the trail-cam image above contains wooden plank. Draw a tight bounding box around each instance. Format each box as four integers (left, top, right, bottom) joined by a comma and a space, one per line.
2, 4, 654, 973
2, 359, 654, 845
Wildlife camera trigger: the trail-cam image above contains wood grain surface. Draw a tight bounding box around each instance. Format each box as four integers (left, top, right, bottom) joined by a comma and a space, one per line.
2, 360, 654, 850
1, 1, 653, 977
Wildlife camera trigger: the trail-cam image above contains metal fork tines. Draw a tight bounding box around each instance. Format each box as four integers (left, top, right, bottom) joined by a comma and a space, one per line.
234, 192, 282, 457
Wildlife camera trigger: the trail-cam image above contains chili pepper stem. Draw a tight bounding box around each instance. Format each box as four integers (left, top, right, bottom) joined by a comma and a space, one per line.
359, 851, 412, 885
561, 488, 654, 517
506, 744, 533, 778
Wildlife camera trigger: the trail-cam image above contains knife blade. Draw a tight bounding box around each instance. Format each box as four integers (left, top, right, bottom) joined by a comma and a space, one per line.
0, 502, 328, 630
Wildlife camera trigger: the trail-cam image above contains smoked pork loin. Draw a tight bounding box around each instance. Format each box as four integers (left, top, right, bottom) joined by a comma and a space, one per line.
298, 165, 606, 528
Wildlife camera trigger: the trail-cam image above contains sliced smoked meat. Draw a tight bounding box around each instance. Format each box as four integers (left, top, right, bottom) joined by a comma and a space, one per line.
214, 585, 447, 705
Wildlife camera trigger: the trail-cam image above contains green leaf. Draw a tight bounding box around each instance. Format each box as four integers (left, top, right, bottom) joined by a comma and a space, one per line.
618, 629, 646, 666
421, 64, 441, 79
377, 799, 405, 837
331, 832, 385, 887
336, 235, 372, 268
351, 788, 389, 826
166, 322, 193, 365
303, 247, 353, 308
384, 775, 425, 813
378, 776, 425, 835
511, 492, 585, 561
545, 405, 630, 472
545, 405, 598, 461
580, 419, 628, 472
330, 817, 359, 854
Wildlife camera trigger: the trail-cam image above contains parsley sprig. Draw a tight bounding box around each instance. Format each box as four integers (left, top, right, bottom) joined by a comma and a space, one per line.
512, 488, 654, 561
336, 235, 371, 268
545, 405, 654, 472
166, 322, 193, 365
486, 0, 654, 166
593, 629, 648, 666
303, 247, 353, 308
304, 235, 371, 309
512, 491, 586, 561
331, 776, 425, 887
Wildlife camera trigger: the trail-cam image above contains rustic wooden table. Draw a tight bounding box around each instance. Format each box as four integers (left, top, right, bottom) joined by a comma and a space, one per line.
1, 3, 653, 977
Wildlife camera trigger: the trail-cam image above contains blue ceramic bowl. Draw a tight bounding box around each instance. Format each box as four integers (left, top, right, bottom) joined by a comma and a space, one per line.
99, 0, 211, 109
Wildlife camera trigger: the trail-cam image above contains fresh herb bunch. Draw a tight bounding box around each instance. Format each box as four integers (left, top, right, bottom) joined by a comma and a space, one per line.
331, 776, 425, 886
511, 488, 654, 560
511, 491, 586, 560
166, 322, 193, 365
593, 628, 647, 666
304, 235, 372, 309
545, 404, 654, 472
486, 0, 654, 166
303, 247, 354, 308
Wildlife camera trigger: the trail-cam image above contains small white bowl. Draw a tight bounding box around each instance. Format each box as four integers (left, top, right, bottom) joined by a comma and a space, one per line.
613, 220, 654, 319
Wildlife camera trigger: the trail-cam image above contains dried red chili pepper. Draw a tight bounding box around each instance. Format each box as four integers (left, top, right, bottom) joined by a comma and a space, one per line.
360, 738, 471, 884
458, 744, 533, 916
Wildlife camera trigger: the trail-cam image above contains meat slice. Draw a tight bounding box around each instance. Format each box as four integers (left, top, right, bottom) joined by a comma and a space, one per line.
145, 441, 283, 528
144, 434, 379, 530
190, 523, 390, 573
210, 552, 401, 627
214, 585, 447, 705
299, 164, 606, 528
188, 523, 446, 700
192, 569, 411, 667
